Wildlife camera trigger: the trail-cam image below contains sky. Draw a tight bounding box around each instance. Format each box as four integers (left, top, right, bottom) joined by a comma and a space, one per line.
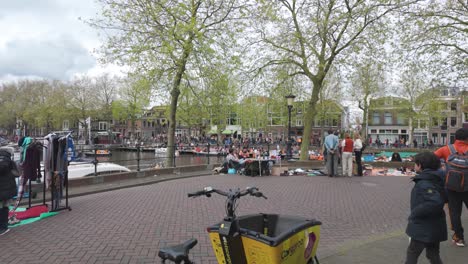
0, 0, 116, 82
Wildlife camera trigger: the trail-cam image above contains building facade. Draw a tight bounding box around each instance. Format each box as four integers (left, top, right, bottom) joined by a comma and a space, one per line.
367, 96, 410, 145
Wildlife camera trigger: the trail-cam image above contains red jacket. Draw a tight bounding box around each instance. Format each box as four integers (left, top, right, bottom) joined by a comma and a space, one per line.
434, 140, 468, 162
342, 137, 354, 153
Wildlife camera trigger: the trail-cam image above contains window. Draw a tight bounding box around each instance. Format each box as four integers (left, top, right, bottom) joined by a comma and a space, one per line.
99, 122, 108, 131
401, 130, 407, 134
451, 102, 457, 111
441, 133, 447, 145
451, 117, 457, 127
442, 89, 449, 96
296, 119, 303, 127
62, 120, 69, 130
392, 130, 398, 134
397, 115, 405, 125
371, 129, 377, 133
432, 118, 438, 127
372, 112, 380, 125
332, 119, 338, 127
384, 112, 392, 125
379, 129, 385, 134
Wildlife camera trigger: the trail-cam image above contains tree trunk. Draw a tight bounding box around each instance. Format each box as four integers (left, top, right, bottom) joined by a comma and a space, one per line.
408, 116, 413, 146
166, 39, 193, 167
362, 107, 368, 140
300, 80, 321, 160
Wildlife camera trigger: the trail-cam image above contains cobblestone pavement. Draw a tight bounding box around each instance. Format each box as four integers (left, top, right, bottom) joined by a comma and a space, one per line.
1, 175, 412, 263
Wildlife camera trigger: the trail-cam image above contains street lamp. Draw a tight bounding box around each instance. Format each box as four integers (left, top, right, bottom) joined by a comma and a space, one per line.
285, 94, 296, 160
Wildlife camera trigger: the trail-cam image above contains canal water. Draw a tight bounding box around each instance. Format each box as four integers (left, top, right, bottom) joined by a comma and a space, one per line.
93, 150, 224, 171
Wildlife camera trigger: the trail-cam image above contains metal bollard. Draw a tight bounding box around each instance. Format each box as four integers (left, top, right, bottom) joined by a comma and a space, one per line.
93, 146, 98, 176
137, 144, 141, 172
207, 143, 210, 165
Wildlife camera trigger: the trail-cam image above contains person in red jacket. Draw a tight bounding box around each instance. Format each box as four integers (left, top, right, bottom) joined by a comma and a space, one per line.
434, 127, 468, 247
341, 133, 354, 177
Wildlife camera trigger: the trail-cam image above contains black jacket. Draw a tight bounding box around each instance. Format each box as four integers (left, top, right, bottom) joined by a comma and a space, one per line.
0, 159, 17, 201
406, 169, 447, 243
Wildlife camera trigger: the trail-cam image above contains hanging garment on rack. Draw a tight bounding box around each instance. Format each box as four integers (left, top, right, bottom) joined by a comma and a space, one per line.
43, 134, 56, 190
51, 136, 69, 210
19, 137, 32, 163
22, 142, 43, 181
56, 136, 68, 173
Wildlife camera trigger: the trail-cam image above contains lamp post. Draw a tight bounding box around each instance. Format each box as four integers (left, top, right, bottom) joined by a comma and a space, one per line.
285, 94, 295, 160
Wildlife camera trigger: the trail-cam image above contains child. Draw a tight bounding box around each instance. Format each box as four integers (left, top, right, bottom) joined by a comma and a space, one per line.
405, 152, 447, 264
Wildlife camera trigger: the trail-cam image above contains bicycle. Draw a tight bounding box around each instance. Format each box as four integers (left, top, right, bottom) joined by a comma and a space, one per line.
158, 186, 321, 264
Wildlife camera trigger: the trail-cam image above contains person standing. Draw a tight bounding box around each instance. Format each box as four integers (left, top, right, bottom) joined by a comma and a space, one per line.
324, 129, 339, 177
405, 152, 447, 264
353, 134, 363, 176
0, 149, 18, 236
434, 127, 468, 247
341, 133, 354, 177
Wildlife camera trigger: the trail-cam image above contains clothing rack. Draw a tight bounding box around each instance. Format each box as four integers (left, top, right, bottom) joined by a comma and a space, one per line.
44, 132, 72, 212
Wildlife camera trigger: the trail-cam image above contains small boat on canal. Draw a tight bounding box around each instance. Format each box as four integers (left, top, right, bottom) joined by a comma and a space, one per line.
83, 149, 112, 157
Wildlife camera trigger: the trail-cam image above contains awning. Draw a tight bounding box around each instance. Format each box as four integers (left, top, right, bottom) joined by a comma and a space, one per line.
222, 129, 232, 135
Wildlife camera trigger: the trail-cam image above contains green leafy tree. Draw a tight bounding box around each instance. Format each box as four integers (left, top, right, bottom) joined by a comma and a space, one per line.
253, 0, 417, 160
21, 80, 69, 134
350, 60, 386, 140
0, 83, 23, 135
91, 0, 249, 166
67, 76, 98, 140
400, 0, 467, 85
112, 76, 151, 139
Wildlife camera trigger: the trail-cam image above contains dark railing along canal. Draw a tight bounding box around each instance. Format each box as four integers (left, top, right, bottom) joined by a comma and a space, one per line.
77, 144, 227, 174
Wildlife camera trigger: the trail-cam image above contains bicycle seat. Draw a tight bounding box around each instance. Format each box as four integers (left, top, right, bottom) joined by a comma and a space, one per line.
158, 238, 197, 263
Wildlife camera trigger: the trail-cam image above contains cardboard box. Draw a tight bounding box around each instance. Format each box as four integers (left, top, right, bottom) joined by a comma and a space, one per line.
271, 166, 288, 176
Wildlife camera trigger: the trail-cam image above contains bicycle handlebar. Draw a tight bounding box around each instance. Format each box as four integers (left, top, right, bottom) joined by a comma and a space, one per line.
187, 186, 267, 199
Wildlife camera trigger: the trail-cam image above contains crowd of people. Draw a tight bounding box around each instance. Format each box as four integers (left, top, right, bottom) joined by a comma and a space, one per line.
322, 128, 468, 263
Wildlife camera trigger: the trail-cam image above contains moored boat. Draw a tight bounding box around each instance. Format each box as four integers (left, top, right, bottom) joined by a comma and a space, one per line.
84, 149, 112, 157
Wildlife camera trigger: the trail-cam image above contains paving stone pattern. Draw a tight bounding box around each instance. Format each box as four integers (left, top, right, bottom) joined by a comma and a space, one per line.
0, 175, 412, 263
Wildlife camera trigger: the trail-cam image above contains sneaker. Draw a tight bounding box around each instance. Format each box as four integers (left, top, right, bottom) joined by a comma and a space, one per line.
454, 239, 466, 247
0, 228, 9, 236
452, 234, 466, 247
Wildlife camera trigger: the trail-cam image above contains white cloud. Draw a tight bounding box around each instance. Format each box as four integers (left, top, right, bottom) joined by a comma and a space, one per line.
0, 0, 115, 81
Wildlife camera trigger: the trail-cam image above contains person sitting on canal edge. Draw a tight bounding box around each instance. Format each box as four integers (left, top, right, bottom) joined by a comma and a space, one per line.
225, 148, 245, 171
391, 152, 403, 162
405, 152, 447, 264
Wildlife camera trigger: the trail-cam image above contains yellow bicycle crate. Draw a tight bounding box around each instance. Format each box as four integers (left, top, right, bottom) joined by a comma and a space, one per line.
208, 214, 321, 264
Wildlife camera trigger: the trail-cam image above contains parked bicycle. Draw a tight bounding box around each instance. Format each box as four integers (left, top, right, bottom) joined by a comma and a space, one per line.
158, 186, 321, 264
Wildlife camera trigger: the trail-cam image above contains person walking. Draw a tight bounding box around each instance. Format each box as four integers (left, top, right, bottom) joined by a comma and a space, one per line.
324, 129, 339, 177
405, 152, 447, 264
341, 133, 354, 177
353, 133, 363, 176
434, 127, 468, 247
0, 149, 18, 236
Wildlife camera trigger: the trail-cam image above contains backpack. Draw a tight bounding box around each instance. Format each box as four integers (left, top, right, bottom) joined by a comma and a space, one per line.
0, 150, 12, 173
445, 144, 468, 192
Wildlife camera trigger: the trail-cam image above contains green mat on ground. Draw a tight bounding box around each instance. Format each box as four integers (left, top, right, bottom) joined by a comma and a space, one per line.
8, 207, 59, 228
375, 151, 417, 158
